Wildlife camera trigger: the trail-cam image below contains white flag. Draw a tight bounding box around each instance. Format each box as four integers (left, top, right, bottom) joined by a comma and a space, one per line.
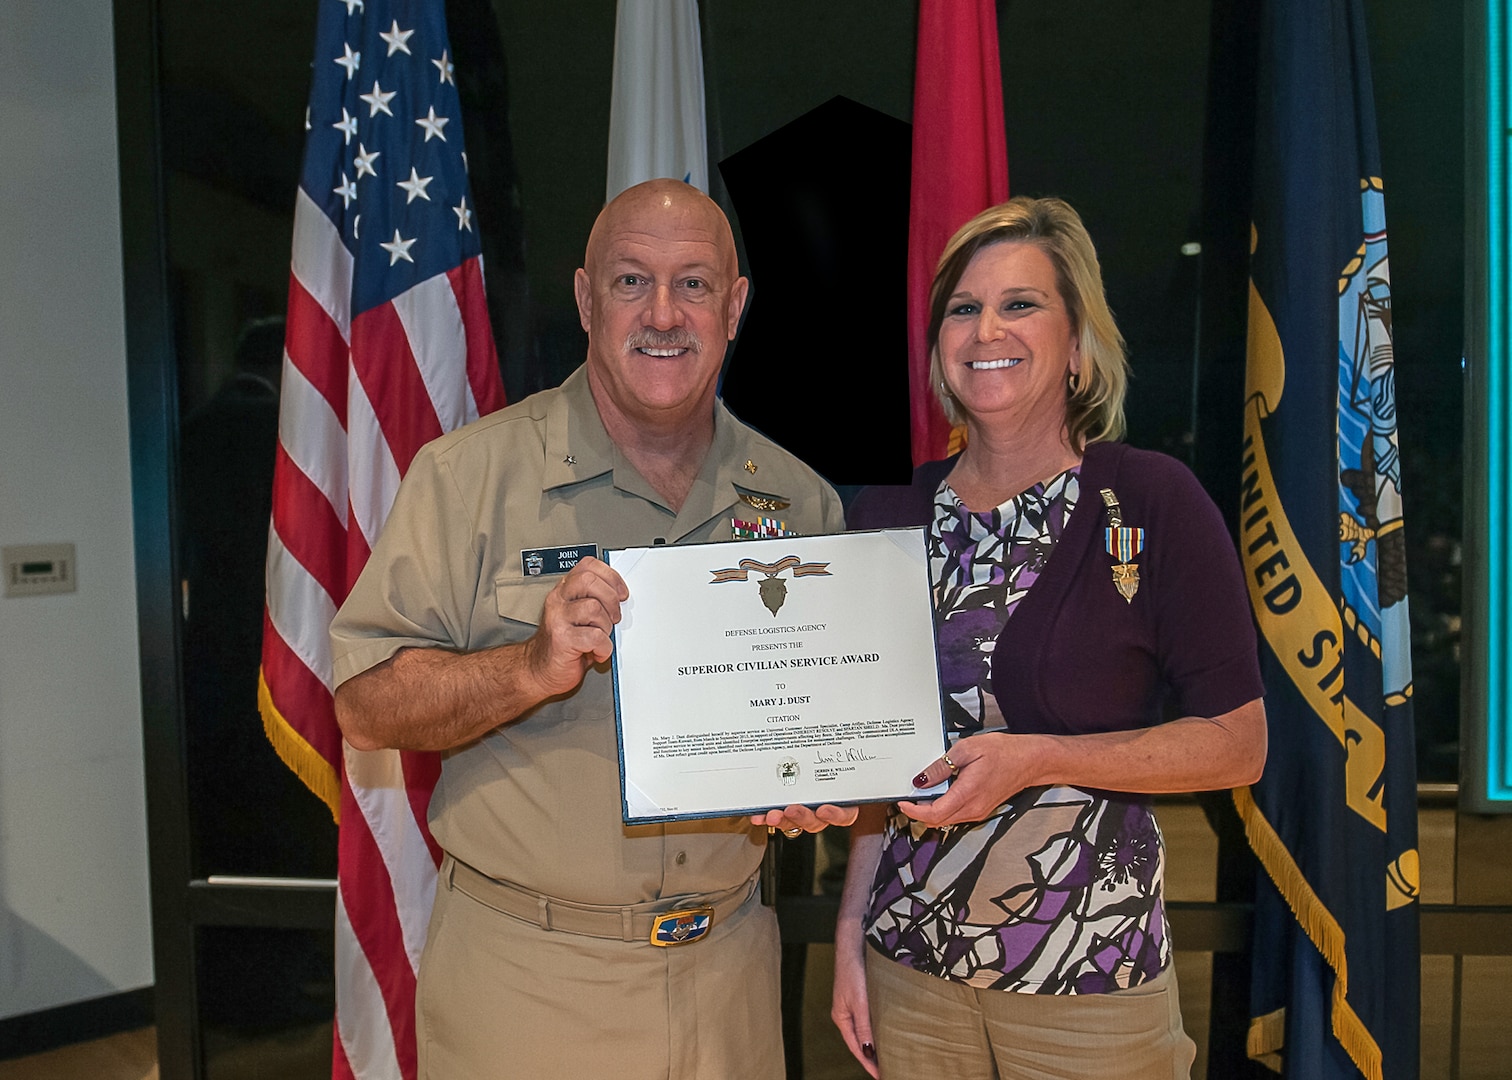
606, 0, 708, 199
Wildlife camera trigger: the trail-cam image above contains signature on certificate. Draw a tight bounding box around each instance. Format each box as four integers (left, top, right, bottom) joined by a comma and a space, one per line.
814, 745, 879, 765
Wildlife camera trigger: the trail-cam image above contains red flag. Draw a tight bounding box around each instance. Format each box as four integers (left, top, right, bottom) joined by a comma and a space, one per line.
257, 1, 505, 1076
907, 0, 1010, 465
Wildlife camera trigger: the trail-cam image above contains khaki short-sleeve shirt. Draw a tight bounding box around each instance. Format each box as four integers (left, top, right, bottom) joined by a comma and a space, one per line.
330, 364, 845, 905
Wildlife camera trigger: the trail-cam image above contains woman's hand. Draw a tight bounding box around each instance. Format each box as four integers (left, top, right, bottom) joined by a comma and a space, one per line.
897, 732, 1042, 827
831, 920, 879, 1078
897, 699, 1268, 827
831, 807, 887, 1078
749, 803, 859, 835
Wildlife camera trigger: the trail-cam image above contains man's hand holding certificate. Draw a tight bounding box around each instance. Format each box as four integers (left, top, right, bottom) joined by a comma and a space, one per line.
606, 528, 947, 823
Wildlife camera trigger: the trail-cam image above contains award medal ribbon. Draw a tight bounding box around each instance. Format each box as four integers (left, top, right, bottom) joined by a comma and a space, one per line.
731, 516, 798, 540
1099, 487, 1145, 603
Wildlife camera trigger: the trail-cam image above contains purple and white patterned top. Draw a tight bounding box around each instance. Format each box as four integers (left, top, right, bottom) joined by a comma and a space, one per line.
863, 469, 1171, 993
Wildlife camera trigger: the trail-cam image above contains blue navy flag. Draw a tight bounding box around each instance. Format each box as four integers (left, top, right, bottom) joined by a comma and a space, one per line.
1234, 0, 1419, 1077
259, 1, 505, 1078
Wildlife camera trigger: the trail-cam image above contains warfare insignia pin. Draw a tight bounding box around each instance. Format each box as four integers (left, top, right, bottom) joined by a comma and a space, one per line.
737, 491, 790, 512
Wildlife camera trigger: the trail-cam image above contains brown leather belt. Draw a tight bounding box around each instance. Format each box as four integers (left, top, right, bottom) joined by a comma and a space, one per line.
445, 856, 757, 946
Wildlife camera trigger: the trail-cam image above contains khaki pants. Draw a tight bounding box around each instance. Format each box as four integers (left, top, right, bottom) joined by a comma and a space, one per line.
866, 948, 1196, 1080
417, 859, 785, 1080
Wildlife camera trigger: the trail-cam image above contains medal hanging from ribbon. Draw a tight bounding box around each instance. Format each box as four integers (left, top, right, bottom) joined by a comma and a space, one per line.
1099, 487, 1144, 603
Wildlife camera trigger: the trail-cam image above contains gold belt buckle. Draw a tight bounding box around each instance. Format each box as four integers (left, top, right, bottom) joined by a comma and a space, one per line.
649, 906, 715, 947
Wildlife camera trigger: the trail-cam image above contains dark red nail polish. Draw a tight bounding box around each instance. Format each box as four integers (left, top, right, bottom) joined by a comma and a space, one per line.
862, 1042, 876, 1061
912, 772, 929, 787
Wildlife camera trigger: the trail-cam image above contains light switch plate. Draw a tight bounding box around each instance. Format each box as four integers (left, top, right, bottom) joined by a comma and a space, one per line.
3, 543, 77, 597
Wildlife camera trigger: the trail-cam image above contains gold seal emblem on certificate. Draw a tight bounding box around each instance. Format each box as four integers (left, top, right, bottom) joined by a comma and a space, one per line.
709, 554, 832, 616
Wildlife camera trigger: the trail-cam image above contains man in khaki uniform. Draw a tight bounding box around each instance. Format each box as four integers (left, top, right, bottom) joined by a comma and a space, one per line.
330, 179, 851, 1079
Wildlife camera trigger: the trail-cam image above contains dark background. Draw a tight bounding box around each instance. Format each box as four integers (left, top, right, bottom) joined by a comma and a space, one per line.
160, 0, 1466, 878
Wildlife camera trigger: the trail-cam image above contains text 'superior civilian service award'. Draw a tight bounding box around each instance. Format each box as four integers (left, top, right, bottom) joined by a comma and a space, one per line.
606, 528, 948, 823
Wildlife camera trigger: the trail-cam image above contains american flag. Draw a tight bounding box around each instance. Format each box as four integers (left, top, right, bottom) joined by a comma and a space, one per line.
257, 1, 505, 1077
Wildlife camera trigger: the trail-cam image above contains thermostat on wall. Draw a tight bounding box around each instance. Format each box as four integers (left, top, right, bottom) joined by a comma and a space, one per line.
3, 543, 77, 597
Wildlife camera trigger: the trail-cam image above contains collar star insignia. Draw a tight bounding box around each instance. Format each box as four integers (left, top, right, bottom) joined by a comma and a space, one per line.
564, 454, 576, 466
745, 460, 757, 474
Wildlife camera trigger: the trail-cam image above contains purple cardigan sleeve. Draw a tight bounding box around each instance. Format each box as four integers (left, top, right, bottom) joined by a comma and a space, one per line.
1144, 454, 1266, 721
991, 444, 1263, 737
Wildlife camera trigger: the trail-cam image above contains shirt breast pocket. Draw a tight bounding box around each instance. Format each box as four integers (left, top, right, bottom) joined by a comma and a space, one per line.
493, 577, 557, 642
490, 574, 603, 724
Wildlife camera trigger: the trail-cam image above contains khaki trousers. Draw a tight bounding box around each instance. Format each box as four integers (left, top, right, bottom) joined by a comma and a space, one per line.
866, 948, 1196, 1080
417, 859, 784, 1079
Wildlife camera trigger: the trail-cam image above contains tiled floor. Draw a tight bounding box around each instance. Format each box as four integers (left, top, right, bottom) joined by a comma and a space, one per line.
3, 804, 1507, 1079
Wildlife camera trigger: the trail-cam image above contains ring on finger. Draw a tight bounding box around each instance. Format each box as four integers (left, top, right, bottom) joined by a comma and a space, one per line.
783, 827, 804, 839
942, 751, 959, 777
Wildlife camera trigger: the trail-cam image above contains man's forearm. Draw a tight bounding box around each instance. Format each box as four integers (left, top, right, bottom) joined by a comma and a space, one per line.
335, 642, 554, 752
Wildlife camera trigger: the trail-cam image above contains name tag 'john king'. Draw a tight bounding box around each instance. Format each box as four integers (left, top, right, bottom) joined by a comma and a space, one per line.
520, 544, 599, 577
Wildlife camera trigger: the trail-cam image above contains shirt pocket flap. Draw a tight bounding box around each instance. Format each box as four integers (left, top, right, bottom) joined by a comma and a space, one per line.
494, 577, 557, 632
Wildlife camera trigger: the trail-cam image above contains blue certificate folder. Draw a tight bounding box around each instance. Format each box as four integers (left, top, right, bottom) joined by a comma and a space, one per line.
605, 528, 949, 824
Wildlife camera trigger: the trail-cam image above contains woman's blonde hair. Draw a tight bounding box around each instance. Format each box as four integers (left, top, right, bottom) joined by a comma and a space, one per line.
927, 196, 1128, 450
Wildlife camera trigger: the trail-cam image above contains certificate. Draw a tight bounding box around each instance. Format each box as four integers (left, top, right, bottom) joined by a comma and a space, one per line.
605, 528, 947, 823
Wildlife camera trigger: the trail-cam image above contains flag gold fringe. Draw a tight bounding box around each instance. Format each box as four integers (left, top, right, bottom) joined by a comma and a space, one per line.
1232, 785, 1383, 1080
1246, 1007, 1285, 1072
259, 668, 342, 824
1331, 977, 1381, 1080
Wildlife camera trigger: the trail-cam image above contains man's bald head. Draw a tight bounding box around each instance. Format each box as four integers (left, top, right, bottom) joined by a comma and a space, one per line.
584, 179, 740, 283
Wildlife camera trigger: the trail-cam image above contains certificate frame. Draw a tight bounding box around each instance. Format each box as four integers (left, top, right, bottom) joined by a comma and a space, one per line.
605, 528, 948, 823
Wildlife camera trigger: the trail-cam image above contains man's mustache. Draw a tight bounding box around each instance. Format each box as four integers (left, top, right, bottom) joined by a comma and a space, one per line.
625, 328, 703, 354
